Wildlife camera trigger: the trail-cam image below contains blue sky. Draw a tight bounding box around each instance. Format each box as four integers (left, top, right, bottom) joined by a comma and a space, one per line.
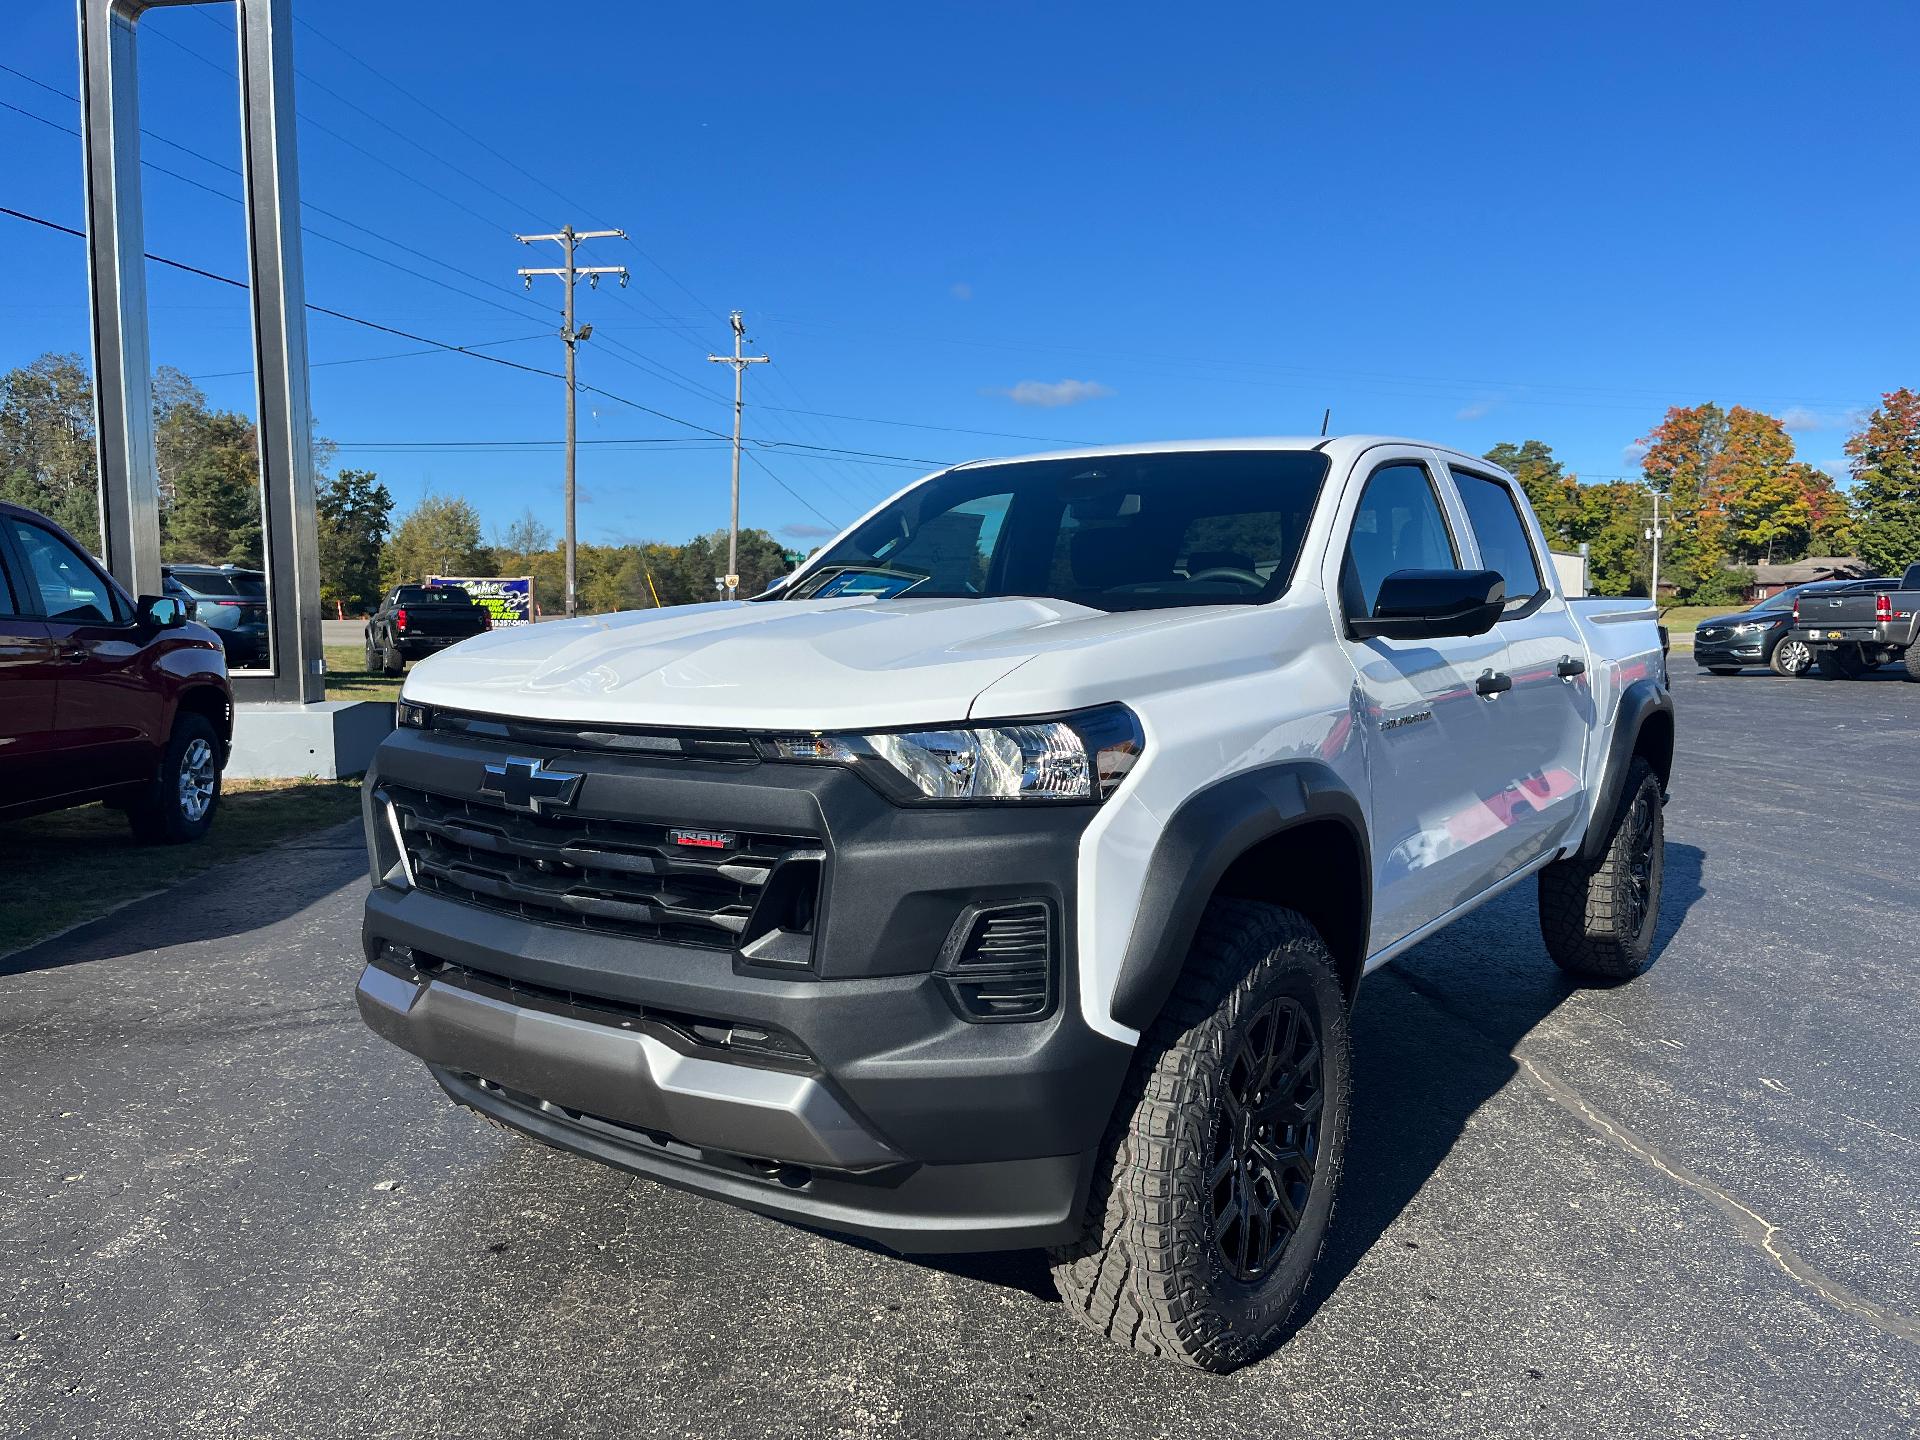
4, 1, 1916, 547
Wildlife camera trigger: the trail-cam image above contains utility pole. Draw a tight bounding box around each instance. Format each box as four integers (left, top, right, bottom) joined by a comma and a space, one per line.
515, 225, 627, 618
1645, 489, 1665, 601
708, 311, 769, 600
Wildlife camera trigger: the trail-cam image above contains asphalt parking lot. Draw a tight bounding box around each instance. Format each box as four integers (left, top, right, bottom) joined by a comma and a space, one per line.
3, 665, 1917, 1439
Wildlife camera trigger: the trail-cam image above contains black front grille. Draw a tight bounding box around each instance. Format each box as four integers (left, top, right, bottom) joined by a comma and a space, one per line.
384, 783, 821, 950
938, 901, 1055, 1022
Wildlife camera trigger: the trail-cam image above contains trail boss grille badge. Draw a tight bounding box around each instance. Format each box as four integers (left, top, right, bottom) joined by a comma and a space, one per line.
671, 828, 736, 850
479, 756, 583, 814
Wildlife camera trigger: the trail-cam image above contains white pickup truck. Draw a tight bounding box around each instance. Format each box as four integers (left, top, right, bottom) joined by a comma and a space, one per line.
353, 437, 1672, 1371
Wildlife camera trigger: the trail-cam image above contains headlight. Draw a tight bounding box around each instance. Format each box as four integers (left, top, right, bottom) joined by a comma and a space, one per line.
764, 704, 1143, 803
1731, 621, 1770, 633
396, 698, 431, 729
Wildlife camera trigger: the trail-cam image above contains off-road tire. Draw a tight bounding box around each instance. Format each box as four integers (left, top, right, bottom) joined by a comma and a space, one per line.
1903, 647, 1920, 683
127, 713, 222, 845
1538, 757, 1664, 981
1769, 636, 1813, 678
1706, 666, 1740, 675
1049, 900, 1351, 1373
365, 636, 379, 673
380, 637, 406, 676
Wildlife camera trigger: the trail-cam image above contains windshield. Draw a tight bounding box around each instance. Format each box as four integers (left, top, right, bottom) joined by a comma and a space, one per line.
784, 450, 1332, 611
168, 570, 262, 598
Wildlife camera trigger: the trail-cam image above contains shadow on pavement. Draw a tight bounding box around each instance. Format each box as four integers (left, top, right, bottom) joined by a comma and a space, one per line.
0, 821, 366, 980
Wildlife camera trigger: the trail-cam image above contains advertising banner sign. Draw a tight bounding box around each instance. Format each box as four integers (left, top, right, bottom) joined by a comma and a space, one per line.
427, 575, 534, 626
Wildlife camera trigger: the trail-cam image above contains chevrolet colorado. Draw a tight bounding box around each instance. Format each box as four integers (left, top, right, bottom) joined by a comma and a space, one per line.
353, 438, 1673, 1371
364, 584, 492, 676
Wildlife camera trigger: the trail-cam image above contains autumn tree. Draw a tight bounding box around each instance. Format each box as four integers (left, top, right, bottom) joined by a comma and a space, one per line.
317, 468, 394, 615
1638, 403, 1733, 596
1848, 388, 1920, 575
381, 493, 490, 586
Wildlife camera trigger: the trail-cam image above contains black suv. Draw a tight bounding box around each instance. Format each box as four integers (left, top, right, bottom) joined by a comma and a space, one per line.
1693, 580, 1881, 677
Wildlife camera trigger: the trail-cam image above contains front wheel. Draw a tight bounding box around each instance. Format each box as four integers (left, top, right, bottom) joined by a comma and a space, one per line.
127, 713, 223, 844
1538, 757, 1664, 981
1050, 900, 1350, 1372
1770, 636, 1814, 677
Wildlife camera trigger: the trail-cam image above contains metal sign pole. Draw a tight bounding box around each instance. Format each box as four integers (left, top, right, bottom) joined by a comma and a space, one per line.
78, 0, 323, 704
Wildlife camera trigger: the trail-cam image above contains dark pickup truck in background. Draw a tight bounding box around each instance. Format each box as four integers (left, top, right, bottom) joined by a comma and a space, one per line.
364, 584, 491, 675
1794, 564, 1920, 679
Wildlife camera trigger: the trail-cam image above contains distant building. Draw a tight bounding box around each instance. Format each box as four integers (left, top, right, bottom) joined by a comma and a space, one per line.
1747, 556, 1869, 601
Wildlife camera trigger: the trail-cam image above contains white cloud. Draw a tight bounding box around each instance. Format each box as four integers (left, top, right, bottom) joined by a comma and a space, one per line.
1621, 441, 1649, 468
993, 378, 1113, 408
949, 282, 973, 302
780, 521, 838, 540
1455, 397, 1501, 421
1777, 405, 1864, 432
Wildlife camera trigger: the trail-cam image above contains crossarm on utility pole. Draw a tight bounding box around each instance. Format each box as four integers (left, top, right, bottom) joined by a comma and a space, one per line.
512, 224, 629, 618
708, 310, 770, 601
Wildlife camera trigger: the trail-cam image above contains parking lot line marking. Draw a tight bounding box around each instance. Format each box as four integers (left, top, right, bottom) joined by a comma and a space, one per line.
1518, 1055, 1920, 1348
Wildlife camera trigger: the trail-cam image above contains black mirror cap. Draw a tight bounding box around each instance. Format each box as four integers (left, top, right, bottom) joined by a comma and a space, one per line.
1349, 568, 1506, 641
137, 594, 188, 629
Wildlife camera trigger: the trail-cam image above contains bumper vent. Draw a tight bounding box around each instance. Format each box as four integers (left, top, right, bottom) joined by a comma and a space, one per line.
937, 901, 1056, 1022
381, 783, 821, 953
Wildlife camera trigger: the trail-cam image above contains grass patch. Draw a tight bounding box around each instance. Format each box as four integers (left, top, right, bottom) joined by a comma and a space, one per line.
325, 643, 403, 703
0, 777, 362, 957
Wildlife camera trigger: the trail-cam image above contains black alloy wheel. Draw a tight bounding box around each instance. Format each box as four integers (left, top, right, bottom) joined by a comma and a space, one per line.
1620, 782, 1658, 943
1210, 995, 1324, 1282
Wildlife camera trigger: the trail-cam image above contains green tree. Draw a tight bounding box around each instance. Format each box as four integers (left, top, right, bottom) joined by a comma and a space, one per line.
1847, 388, 1920, 576
163, 408, 262, 565
381, 493, 490, 586
1576, 480, 1649, 597
317, 468, 394, 615
0, 353, 99, 549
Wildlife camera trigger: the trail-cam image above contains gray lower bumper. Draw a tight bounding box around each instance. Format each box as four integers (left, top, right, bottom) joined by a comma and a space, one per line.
354, 963, 901, 1171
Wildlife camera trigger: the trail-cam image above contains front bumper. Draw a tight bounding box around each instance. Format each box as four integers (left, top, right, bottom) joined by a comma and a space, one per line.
355, 726, 1132, 1252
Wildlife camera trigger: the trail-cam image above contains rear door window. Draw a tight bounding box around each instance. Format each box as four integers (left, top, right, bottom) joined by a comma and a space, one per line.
1450, 468, 1546, 609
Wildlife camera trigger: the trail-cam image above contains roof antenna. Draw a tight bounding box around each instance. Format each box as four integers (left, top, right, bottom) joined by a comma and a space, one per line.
1320, 407, 1331, 437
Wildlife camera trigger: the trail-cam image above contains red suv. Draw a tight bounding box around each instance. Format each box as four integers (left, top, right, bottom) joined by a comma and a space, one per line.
0, 500, 234, 842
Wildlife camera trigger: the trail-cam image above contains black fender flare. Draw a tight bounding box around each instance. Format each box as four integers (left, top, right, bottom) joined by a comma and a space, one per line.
1580, 676, 1674, 861
1108, 760, 1370, 1034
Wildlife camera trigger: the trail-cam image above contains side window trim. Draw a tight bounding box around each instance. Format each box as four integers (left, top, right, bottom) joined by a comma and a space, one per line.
0, 518, 26, 617
1336, 454, 1462, 631
1447, 464, 1550, 612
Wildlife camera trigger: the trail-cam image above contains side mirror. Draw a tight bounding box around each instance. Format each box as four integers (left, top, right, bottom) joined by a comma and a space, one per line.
1349, 568, 1505, 641
137, 594, 188, 629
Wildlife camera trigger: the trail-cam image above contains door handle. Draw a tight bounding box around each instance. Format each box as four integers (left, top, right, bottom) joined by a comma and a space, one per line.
56, 644, 88, 664
1556, 656, 1586, 678
1475, 671, 1513, 697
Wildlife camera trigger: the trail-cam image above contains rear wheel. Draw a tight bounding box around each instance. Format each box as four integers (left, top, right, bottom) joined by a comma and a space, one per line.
380, 636, 406, 676
1538, 757, 1663, 981
1903, 648, 1920, 683
1050, 900, 1350, 1372
1770, 636, 1814, 677
127, 713, 222, 845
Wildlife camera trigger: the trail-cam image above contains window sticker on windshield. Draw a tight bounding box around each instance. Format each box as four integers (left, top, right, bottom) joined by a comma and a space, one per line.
812, 570, 924, 599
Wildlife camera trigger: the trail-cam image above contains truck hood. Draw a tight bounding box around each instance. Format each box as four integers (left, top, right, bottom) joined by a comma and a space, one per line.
399, 596, 1155, 731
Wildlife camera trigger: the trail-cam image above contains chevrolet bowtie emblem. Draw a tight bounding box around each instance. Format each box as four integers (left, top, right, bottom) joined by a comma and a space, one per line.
479, 756, 583, 814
